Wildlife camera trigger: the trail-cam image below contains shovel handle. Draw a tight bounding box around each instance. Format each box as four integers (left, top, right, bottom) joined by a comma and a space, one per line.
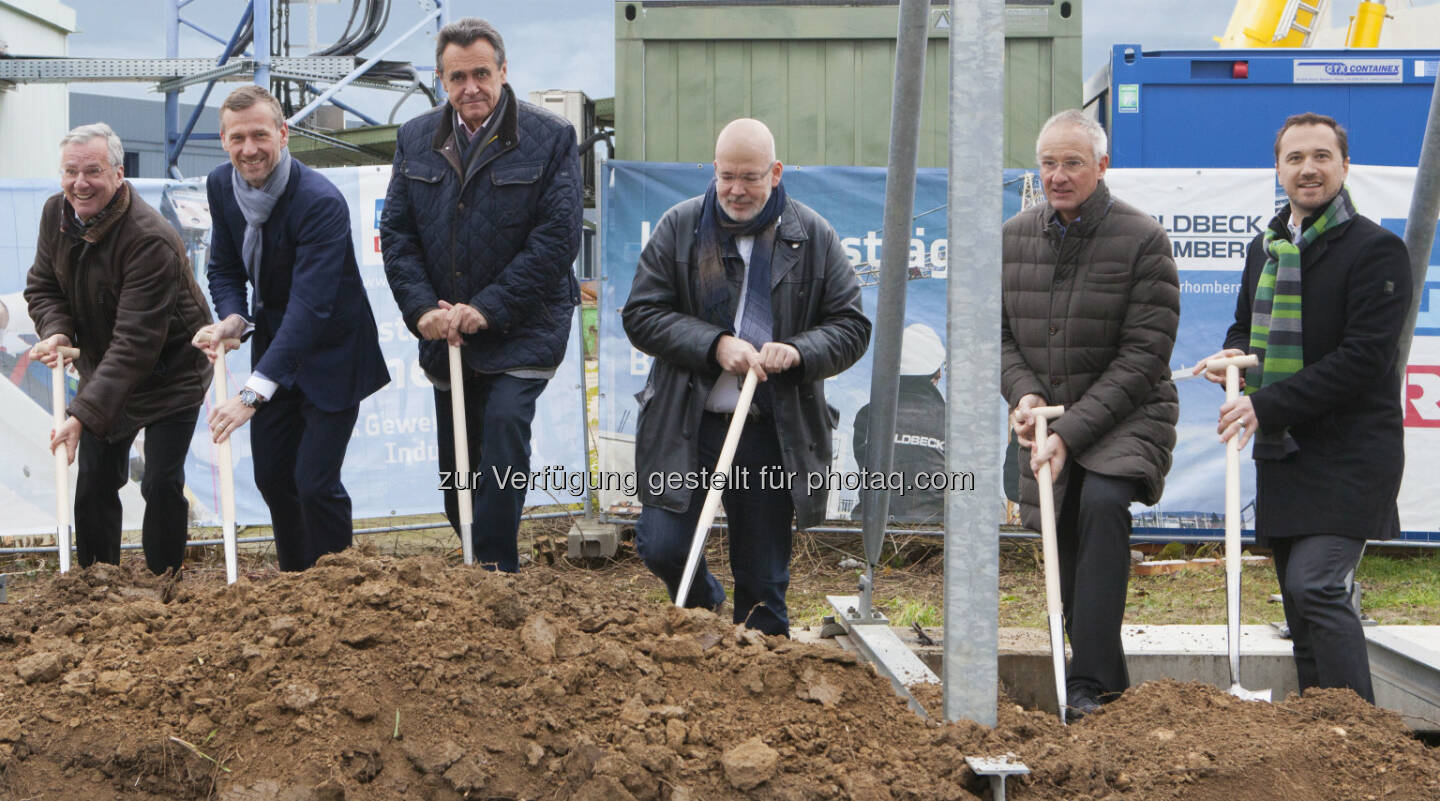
675, 369, 759, 608
449, 343, 475, 566
49, 351, 73, 574
214, 353, 239, 584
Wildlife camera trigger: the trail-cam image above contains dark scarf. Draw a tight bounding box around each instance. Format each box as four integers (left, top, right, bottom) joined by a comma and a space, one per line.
457, 89, 508, 166
62, 181, 131, 244
694, 178, 787, 331
1247, 186, 1357, 460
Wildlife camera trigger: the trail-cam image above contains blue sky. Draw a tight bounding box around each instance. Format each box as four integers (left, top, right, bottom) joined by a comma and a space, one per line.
55, 1, 1429, 125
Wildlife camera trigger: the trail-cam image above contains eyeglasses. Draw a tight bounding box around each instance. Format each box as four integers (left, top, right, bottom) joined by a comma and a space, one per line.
61, 164, 113, 181
1037, 158, 1089, 174
716, 162, 775, 186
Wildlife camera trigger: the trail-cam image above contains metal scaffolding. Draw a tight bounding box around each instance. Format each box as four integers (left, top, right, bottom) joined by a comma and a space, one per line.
0, 0, 453, 177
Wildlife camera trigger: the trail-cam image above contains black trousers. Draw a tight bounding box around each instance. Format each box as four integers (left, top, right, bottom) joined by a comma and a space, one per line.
75, 407, 198, 575
635, 411, 795, 637
1270, 534, 1373, 702
1055, 465, 1136, 698
433, 373, 548, 573
250, 387, 360, 571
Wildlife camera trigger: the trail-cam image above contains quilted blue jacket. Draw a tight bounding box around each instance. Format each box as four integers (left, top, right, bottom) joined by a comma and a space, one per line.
381, 84, 582, 376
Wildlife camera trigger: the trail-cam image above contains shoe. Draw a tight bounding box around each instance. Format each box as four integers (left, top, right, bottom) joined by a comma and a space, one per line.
1066, 689, 1102, 720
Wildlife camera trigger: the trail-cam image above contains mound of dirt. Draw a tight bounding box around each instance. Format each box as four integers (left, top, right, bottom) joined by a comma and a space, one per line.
1, 550, 1436, 800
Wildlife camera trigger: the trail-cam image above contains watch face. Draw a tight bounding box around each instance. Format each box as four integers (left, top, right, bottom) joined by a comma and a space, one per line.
240, 389, 260, 407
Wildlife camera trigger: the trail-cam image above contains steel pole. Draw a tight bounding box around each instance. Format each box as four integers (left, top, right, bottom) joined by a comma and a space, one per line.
254, 0, 271, 88
858, 0, 931, 620
165, 0, 181, 176
1398, 69, 1440, 369
944, 0, 1004, 725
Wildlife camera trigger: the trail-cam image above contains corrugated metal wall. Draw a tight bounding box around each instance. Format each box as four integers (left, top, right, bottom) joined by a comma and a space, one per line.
69, 93, 228, 179
0, 1, 75, 180
615, 0, 1082, 168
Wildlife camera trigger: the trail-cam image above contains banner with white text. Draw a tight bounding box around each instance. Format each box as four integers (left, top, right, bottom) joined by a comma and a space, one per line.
598, 162, 1440, 541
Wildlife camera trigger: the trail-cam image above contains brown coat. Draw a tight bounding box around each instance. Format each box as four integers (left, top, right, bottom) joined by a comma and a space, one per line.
25, 183, 213, 440
1001, 181, 1179, 529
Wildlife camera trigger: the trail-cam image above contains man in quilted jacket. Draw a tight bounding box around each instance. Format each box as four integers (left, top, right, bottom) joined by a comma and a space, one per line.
380, 17, 582, 572
1003, 109, 1180, 718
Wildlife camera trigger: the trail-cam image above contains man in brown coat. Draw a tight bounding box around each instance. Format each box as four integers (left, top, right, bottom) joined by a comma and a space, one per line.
1002, 110, 1179, 717
26, 123, 213, 575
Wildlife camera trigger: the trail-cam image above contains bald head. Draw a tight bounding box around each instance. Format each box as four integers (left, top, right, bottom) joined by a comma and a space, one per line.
713, 118, 783, 222
715, 118, 776, 163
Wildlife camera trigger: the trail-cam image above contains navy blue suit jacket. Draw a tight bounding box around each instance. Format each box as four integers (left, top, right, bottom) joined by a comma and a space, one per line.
206, 159, 389, 411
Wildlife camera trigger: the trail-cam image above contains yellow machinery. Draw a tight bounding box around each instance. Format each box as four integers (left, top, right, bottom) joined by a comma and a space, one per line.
1217, 0, 1389, 49
1344, 1, 1389, 47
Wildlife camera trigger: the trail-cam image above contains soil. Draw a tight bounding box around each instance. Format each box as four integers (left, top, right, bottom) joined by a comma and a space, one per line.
2, 548, 1437, 801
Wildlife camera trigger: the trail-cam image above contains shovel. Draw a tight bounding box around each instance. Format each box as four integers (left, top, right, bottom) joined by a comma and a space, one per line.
675, 368, 759, 609
1031, 404, 1069, 723
42, 344, 81, 573
1207, 353, 1271, 702
209, 335, 243, 584
449, 343, 475, 566
195, 331, 243, 583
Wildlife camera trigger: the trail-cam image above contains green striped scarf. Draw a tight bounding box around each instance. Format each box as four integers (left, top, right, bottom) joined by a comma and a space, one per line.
1246, 186, 1355, 459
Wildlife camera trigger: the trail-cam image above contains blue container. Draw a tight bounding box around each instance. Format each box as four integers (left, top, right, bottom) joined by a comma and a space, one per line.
1098, 44, 1440, 168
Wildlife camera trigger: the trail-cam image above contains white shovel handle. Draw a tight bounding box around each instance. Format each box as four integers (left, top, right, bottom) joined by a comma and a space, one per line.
449, 343, 474, 566
675, 369, 759, 608
215, 352, 239, 584
50, 350, 74, 574
1032, 404, 1066, 722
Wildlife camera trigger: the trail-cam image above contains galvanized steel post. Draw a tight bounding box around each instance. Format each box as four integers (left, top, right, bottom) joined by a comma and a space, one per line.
858, 0, 932, 619
254, 0, 271, 88
1398, 70, 1440, 369
164, 0, 180, 177
944, 0, 1004, 725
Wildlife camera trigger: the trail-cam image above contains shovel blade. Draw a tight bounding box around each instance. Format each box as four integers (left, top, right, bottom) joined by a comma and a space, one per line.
1227, 682, 1272, 703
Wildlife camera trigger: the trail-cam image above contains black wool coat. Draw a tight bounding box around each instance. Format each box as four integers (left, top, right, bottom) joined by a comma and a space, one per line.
622, 196, 871, 529
1225, 206, 1411, 542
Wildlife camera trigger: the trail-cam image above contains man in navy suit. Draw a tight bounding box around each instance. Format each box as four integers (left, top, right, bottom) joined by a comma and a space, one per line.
194, 85, 389, 571
381, 18, 581, 571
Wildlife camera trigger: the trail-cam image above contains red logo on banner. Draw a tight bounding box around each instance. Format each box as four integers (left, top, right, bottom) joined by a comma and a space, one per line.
1406, 366, 1440, 427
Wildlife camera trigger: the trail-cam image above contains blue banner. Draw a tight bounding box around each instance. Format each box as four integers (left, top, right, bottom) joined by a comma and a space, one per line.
599, 161, 1440, 542
0, 171, 587, 534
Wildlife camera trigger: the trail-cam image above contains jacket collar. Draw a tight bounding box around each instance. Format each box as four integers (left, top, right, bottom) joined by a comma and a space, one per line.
61, 180, 132, 244
432, 83, 521, 177
1043, 179, 1112, 239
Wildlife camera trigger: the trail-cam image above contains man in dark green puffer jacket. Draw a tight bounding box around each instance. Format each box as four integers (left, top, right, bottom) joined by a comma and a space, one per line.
1002, 109, 1180, 718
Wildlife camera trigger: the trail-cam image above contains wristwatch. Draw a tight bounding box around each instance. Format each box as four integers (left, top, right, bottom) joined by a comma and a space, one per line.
239, 388, 265, 409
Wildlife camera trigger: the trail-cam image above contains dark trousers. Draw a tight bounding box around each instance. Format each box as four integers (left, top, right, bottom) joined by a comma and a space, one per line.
433, 373, 547, 573
75, 407, 199, 575
635, 411, 795, 636
1271, 534, 1373, 702
250, 387, 359, 571
1055, 465, 1136, 698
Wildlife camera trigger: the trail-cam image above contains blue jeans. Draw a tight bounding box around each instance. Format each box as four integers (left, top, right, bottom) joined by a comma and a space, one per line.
636, 411, 794, 636
434, 372, 547, 573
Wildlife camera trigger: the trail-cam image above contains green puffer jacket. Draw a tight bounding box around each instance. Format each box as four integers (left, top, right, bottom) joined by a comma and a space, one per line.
1000, 180, 1179, 529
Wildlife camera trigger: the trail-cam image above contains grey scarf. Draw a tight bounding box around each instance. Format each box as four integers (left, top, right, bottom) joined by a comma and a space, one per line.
232, 147, 293, 312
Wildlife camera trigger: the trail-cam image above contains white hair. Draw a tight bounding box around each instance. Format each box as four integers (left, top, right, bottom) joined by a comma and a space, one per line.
1037, 109, 1108, 163
60, 122, 124, 169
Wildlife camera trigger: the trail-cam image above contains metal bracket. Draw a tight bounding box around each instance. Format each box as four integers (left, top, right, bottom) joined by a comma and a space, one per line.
965, 755, 1030, 801
155, 60, 251, 92
827, 595, 938, 718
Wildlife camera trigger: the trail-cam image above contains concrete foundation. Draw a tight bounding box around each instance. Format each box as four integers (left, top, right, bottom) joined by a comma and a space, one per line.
810, 623, 1440, 732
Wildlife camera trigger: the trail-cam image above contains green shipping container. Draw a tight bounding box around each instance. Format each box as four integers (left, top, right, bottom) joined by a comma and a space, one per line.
614, 0, 1082, 169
